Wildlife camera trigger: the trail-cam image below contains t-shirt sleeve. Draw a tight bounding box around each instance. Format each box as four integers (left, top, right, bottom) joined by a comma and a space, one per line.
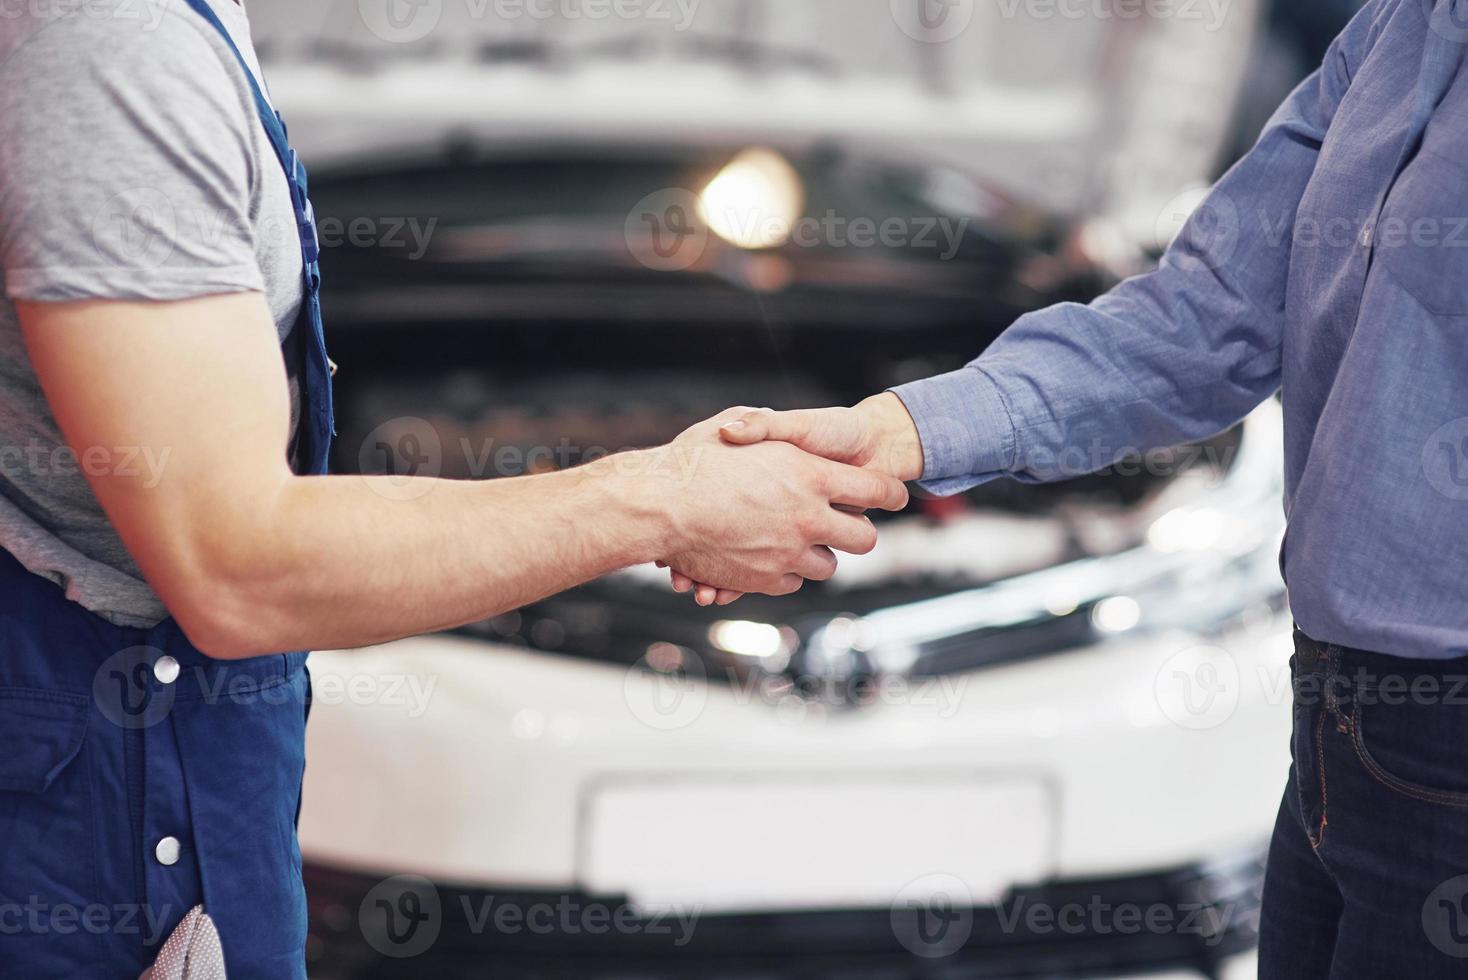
0, 12, 267, 303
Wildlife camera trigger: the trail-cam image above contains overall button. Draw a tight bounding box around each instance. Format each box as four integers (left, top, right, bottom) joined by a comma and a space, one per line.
153, 655, 180, 685
155, 837, 181, 867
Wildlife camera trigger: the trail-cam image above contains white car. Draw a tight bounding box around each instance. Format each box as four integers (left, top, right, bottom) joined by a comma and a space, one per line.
297, 393, 1290, 978
246, 3, 1297, 975
281, 132, 1291, 977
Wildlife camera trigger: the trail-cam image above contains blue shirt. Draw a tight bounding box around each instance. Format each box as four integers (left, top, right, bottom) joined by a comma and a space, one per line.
893, 0, 1468, 660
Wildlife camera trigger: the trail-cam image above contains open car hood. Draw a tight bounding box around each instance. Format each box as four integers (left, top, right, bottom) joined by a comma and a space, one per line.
253, 0, 1264, 242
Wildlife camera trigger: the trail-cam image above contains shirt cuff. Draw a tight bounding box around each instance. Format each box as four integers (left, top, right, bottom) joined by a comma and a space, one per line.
890, 366, 1017, 496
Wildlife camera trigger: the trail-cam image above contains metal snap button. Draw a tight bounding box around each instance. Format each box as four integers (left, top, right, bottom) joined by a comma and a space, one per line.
155, 837, 181, 867
153, 655, 180, 685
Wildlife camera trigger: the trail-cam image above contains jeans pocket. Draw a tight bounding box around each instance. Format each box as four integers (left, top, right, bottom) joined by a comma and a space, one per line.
1351, 688, 1468, 808
1292, 697, 1328, 847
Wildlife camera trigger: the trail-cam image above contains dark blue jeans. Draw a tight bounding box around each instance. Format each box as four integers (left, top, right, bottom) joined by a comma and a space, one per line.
1260, 632, 1468, 977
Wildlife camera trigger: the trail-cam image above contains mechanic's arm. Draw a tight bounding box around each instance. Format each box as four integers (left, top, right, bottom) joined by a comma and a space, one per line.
722, 0, 1388, 495
19, 293, 906, 660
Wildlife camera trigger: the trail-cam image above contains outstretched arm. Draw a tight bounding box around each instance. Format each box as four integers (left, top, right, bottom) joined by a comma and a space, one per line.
685, 3, 1392, 603
726, 0, 1389, 492
20, 294, 907, 659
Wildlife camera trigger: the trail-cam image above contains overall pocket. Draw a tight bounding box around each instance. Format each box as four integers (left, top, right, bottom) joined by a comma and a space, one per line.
0, 688, 98, 948
0, 688, 88, 793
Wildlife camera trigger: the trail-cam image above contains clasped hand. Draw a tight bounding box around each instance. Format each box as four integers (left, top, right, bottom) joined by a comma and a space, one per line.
652, 393, 923, 605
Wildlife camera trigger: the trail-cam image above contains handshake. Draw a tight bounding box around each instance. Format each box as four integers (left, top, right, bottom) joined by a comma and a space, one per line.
630, 392, 925, 606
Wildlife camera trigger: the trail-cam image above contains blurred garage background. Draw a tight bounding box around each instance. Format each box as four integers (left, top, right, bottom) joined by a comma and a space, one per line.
241, 1, 1363, 977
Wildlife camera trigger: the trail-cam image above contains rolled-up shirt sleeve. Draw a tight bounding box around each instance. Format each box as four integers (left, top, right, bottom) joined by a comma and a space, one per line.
893, 0, 1390, 496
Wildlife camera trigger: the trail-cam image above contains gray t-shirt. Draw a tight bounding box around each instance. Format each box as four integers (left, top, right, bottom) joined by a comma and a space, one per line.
0, 0, 303, 627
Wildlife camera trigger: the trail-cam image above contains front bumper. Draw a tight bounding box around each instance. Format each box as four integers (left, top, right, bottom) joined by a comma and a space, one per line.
304, 849, 1264, 979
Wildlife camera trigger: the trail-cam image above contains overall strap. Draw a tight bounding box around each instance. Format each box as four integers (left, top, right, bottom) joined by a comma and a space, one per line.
177, 0, 335, 475
177, 0, 319, 269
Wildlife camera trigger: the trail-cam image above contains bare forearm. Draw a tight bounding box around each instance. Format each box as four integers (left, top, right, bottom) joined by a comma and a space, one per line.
183, 456, 668, 658
21, 297, 910, 658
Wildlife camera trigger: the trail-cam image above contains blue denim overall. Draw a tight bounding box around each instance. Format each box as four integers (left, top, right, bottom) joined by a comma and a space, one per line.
0, 3, 333, 975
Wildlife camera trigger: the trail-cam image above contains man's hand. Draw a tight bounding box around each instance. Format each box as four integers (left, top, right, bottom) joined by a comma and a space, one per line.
662, 395, 924, 605
646, 409, 909, 598
718, 394, 925, 481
